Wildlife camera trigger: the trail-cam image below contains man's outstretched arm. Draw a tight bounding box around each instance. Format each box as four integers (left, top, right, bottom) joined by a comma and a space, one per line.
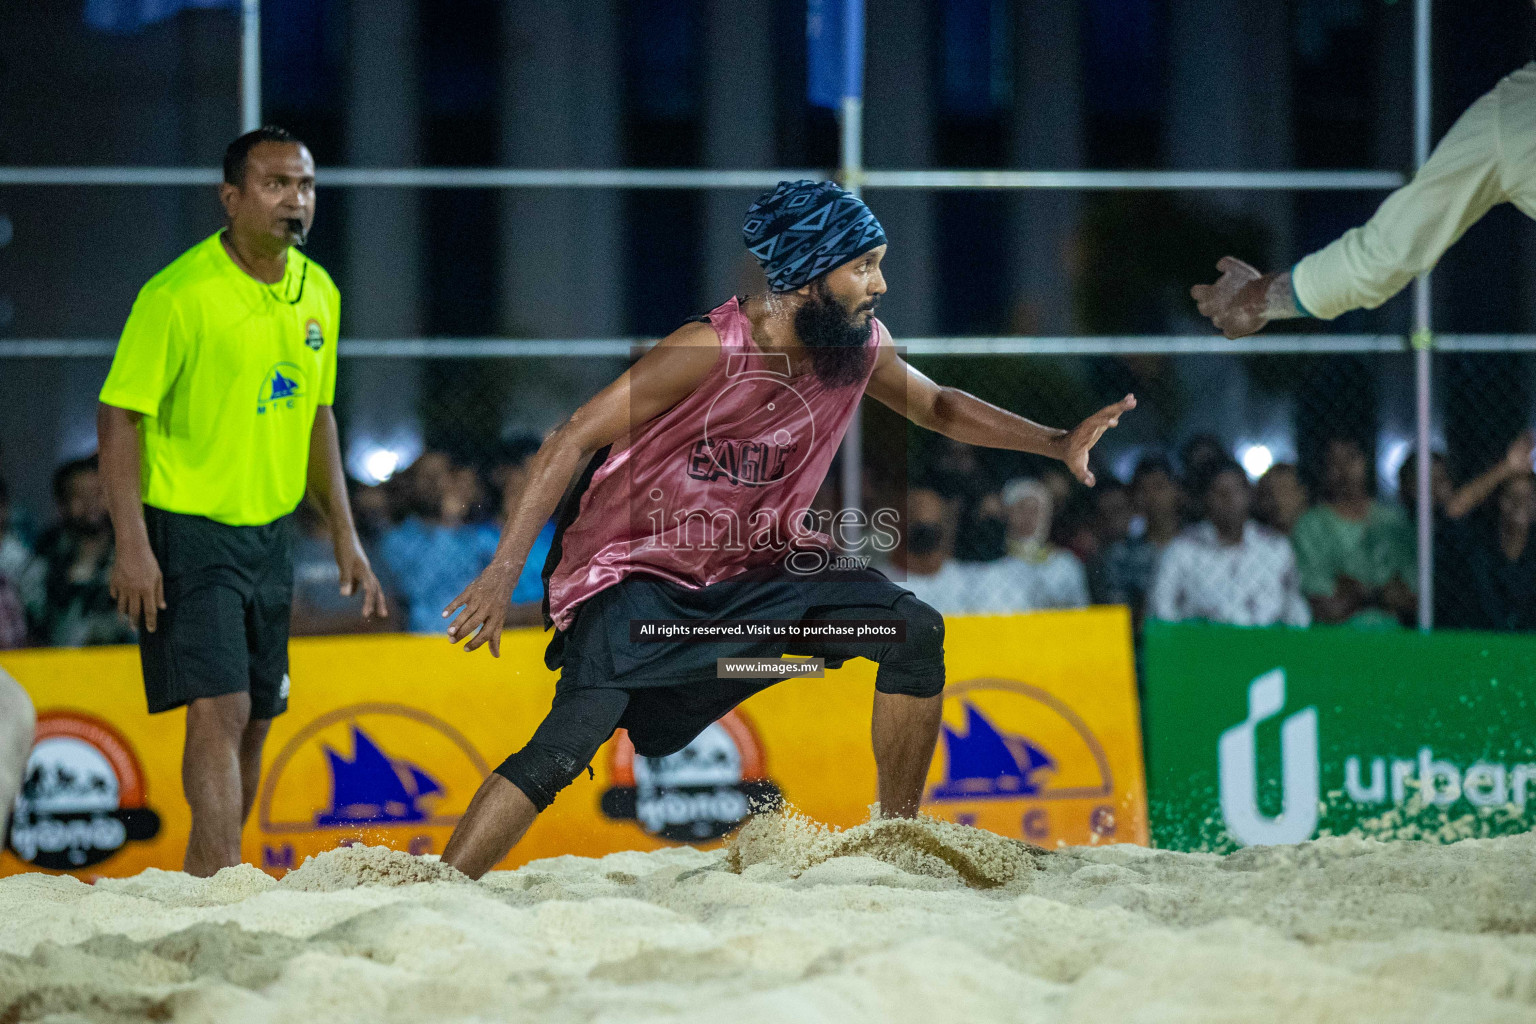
863, 328, 1134, 487
1191, 81, 1508, 339
444, 321, 721, 655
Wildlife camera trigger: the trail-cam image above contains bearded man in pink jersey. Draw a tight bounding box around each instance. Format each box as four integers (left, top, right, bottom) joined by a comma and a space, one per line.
438, 180, 1134, 878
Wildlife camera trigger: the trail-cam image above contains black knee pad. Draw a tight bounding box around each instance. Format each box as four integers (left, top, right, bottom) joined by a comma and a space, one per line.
874, 595, 946, 698
494, 746, 585, 813
899, 594, 945, 654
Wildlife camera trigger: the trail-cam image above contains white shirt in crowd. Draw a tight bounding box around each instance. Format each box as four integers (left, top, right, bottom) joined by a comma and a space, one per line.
885, 553, 1089, 616
890, 560, 988, 616
986, 550, 1090, 611
1148, 521, 1310, 628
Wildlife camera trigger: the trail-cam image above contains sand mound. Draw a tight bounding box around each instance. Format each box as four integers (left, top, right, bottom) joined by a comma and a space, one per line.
6, 817, 1536, 1022
95, 864, 278, 907
280, 844, 471, 891
728, 808, 1045, 888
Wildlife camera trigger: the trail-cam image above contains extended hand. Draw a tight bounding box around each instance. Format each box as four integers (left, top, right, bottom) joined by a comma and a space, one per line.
444, 563, 519, 657
1060, 394, 1136, 487
109, 541, 165, 633
1191, 257, 1269, 339
336, 537, 388, 620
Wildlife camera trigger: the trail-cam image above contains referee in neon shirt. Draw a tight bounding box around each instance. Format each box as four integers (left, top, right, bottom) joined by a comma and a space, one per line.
97, 127, 386, 876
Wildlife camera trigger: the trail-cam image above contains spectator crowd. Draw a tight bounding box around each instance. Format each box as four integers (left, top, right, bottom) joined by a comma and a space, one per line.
880, 428, 1536, 637
0, 437, 550, 650
4, 426, 1536, 650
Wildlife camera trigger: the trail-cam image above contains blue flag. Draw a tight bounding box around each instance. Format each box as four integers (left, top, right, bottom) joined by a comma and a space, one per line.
807, 0, 864, 109
84, 0, 240, 35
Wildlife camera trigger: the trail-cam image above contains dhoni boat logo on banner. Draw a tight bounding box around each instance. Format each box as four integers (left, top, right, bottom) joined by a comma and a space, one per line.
7, 711, 162, 870
255, 703, 490, 870
922, 678, 1120, 845
602, 709, 782, 843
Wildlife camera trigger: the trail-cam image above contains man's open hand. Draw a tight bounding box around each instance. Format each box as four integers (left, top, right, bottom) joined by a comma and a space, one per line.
1059, 394, 1136, 487
444, 562, 520, 657
336, 537, 387, 621
109, 541, 164, 633
1191, 256, 1270, 339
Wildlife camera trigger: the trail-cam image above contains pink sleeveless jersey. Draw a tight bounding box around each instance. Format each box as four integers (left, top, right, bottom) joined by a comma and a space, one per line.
546, 296, 882, 630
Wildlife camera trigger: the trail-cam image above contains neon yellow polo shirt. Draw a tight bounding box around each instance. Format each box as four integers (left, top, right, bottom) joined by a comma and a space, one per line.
99, 232, 340, 526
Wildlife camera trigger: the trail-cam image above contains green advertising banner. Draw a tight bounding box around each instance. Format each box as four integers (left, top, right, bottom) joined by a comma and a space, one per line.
1143, 620, 1536, 852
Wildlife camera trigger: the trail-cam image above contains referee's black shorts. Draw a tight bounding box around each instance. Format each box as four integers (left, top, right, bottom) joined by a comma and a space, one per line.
138, 505, 294, 719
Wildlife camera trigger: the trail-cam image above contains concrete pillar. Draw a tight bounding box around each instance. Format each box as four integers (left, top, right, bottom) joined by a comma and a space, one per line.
500, 0, 622, 337
700, 0, 774, 306
1010, 0, 1084, 334
864, 0, 936, 337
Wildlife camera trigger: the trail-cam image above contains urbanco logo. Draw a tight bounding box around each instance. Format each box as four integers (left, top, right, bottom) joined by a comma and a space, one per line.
1218, 668, 1319, 847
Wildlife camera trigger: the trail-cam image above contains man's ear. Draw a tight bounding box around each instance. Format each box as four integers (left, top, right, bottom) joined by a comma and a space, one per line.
218, 182, 240, 220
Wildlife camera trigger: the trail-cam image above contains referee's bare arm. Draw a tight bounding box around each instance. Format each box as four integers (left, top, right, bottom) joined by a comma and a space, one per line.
443, 321, 722, 657
98, 402, 165, 632
306, 406, 387, 620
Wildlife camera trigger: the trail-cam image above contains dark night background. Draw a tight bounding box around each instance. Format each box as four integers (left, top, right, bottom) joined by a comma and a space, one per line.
1, 0, 1534, 514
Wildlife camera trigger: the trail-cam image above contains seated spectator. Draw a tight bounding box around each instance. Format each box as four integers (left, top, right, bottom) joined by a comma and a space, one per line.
1399, 434, 1533, 523
0, 478, 29, 648
990, 478, 1089, 610
882, 487, 993, 614
382, 452, 549, 634
1092, 456, 1184, 620
954, 491, 1009, 564
927, 439, 1004, 563
1149, 459, 1309, 627
349, 479, 393, 545
1444, 471, 1536, 631
0, 477, 35, 589
1180, 433, 1227, 484
290, 501, 402, 636
1422, 433, 1536, 628
1253, 463, 1309, 536
383, 455, 500, 634
24, 456, 134, 646
1292, 437, 1415, 628
1091, 479, 1134, 556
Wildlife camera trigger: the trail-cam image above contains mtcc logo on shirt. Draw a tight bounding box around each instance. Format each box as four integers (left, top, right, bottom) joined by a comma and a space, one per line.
258, 362, 306, 415
304, 318, 324, 351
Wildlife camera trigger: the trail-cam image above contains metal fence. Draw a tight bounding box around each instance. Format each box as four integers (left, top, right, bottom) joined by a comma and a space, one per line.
6, 0, 1532, 643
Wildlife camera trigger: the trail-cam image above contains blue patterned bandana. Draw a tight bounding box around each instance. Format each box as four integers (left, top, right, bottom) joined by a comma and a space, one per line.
742, 180, 887, 292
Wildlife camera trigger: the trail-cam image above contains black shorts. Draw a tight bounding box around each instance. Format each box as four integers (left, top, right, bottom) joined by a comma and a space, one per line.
547, 565, 945, 754
497, 566, 946, 809
138, 505, 294, 718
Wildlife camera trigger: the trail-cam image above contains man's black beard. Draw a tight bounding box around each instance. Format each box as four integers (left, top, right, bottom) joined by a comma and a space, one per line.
794, 282, 877, 388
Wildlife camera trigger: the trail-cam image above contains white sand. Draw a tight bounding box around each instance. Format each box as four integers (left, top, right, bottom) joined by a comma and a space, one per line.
4, 811, 1536, 1023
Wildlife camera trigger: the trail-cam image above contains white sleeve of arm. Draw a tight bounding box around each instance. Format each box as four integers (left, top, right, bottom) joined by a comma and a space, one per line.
1292, 88, 1507, 321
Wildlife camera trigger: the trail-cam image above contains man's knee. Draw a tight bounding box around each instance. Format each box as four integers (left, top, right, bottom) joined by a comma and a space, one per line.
186, 692, 252, 744
875, 596, 945, 699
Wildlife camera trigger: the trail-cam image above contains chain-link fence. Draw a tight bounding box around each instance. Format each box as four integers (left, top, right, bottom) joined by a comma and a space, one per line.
6, 337, 1536, 649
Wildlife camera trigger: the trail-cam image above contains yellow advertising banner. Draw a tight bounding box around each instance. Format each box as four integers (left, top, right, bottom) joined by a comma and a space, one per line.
0, 607, 1147, 879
